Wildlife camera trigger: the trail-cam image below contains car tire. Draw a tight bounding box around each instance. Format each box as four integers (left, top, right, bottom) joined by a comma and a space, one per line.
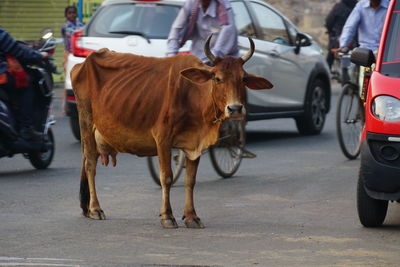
295, 79, 328, 135
70, 116, 81, 141
357, 168, 388, 227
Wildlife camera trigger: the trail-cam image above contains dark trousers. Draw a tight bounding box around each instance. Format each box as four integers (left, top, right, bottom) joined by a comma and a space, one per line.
0, 72, 34, 130
326, 51, 334, 70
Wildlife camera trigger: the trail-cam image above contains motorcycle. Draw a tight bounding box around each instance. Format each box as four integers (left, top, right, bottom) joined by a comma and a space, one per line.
0, 30, 58, 169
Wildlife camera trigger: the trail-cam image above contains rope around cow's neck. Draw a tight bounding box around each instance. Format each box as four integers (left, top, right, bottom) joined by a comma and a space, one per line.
211, 87, 223, 124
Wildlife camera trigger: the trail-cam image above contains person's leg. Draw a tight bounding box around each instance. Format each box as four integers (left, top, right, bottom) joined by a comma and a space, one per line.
327, 51, 334, 70
358, 65, 365, 98
14, 81, 42, 141
0, 78, 18, 140
17, 86, 34, 129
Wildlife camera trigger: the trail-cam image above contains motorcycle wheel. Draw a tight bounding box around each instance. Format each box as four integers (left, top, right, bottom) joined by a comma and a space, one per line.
28, 128, 55, 169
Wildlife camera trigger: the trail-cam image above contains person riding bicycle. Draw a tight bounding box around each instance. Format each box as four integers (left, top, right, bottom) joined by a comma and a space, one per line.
166, 0, 239, 63
166, 0, 255, 158
0, 27, 48, 141
338, 0, 388, 95
335, 0, 388, 160
339, 0, 388, 54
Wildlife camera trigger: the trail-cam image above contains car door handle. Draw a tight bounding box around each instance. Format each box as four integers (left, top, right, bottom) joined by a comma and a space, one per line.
268, 50, 280, 57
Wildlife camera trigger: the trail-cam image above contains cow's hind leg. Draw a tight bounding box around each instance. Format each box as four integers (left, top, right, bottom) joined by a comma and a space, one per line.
183, 157, 204, 228
158, 148, 178, 228
77, 100, 105, 220
80, 156, 105, 220
80, 160, 90, 215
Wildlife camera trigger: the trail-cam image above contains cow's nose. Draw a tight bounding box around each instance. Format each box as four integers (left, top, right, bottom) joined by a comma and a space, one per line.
227, 105, 243, 114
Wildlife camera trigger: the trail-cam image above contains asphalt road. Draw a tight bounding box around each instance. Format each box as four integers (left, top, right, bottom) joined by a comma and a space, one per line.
0, 83, 400, 267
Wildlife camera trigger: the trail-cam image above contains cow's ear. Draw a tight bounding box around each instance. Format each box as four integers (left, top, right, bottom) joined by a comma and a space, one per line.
181, 68, 213, 84
244, 74, 273, 90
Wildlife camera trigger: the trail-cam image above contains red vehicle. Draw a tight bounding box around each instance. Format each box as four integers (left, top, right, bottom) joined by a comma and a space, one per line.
351, 0, 400, 227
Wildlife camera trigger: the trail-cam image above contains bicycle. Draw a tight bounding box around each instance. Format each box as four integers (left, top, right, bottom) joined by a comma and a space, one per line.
335, 50, 365, 160
147, 119, 245, 186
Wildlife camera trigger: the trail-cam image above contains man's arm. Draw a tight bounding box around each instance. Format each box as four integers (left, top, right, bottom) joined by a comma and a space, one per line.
212, 1, 238, 57
339, 3, 361, 48
61, 23, 66, 38
166, 1, 191, 56
0, 28, 42, 61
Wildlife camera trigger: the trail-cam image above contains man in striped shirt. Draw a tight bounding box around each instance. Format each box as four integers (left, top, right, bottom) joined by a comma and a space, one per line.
0, 27, 48, 141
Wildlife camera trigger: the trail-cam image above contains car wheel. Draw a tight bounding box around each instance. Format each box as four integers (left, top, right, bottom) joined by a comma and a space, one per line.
70, 116, 81, 141
295, 79, 328, 135
357, 167, 388, 227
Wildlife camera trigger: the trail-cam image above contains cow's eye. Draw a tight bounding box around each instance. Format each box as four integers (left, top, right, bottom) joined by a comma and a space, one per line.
214, 77, 222, 83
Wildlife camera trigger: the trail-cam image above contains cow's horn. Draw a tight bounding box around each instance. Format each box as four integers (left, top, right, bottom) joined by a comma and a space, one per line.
204, 34, 216, 63
241, 37, 255, 63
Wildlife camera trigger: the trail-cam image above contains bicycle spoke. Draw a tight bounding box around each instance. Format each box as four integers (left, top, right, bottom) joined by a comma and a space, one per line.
147, 149, 185, 186
212, 146, 241, 172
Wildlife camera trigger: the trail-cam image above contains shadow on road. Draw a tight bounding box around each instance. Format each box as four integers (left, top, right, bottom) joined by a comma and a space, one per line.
246, 130, 301, 145
0, 167, 66, 179
0, 168, 49, 178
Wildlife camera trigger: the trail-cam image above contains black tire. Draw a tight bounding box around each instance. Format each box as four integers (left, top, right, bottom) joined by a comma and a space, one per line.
147, 149, 185, 186
296, 79, 328, 135
357, 169, 388, 227
336, 84, 364, 159
209, 120, 243, 178
70, 116, 81, 141
28, 128, 55, 169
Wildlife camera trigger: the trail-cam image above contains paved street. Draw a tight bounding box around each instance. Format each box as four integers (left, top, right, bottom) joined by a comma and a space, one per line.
0, 83, 400, 267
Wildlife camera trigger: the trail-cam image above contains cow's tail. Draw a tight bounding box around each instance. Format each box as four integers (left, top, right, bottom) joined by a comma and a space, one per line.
80, 158, 90, 216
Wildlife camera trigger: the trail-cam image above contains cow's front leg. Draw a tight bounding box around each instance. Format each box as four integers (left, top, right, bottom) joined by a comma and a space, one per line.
158, 149, 178, 228
183, 157, 204, 228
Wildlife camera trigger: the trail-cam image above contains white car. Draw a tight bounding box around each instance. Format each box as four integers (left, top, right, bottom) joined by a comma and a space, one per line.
64, 0, 331, 140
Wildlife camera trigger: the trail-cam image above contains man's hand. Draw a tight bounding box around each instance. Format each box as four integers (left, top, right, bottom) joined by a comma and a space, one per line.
338, 46, 350, 54
40, 52, 49, 59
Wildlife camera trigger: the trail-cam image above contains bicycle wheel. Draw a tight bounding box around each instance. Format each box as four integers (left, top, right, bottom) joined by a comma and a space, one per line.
336, 84, 365, 159
147, 149, 185, 186
209, 120, 244, 178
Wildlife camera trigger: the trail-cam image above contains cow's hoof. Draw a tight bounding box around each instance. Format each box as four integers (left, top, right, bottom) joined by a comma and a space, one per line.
184, 217, 204, 229
161, 218, 178, 229
88, 209, 106, 220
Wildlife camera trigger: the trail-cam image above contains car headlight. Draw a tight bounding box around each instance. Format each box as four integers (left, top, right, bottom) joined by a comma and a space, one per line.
372, 95, 400, 122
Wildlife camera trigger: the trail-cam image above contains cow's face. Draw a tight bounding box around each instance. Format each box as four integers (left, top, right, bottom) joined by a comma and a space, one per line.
180, 36, 273, 120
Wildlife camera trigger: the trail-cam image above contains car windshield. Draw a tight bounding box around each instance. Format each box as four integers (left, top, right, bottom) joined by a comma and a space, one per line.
381, 0, 400, 77
87, 3, 180, 39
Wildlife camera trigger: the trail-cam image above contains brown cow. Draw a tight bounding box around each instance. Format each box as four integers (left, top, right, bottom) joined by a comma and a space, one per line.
71, 36, 273, 228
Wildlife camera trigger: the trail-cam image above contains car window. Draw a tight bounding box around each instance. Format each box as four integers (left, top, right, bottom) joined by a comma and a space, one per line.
381, 1, 400, 77
231, 1, 256, 37
87, 4, 180, 39
249, 2, 290, 45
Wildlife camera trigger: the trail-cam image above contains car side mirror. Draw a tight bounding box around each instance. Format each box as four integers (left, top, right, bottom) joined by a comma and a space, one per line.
350, 47, 375, 67
294, 33, 312, 54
